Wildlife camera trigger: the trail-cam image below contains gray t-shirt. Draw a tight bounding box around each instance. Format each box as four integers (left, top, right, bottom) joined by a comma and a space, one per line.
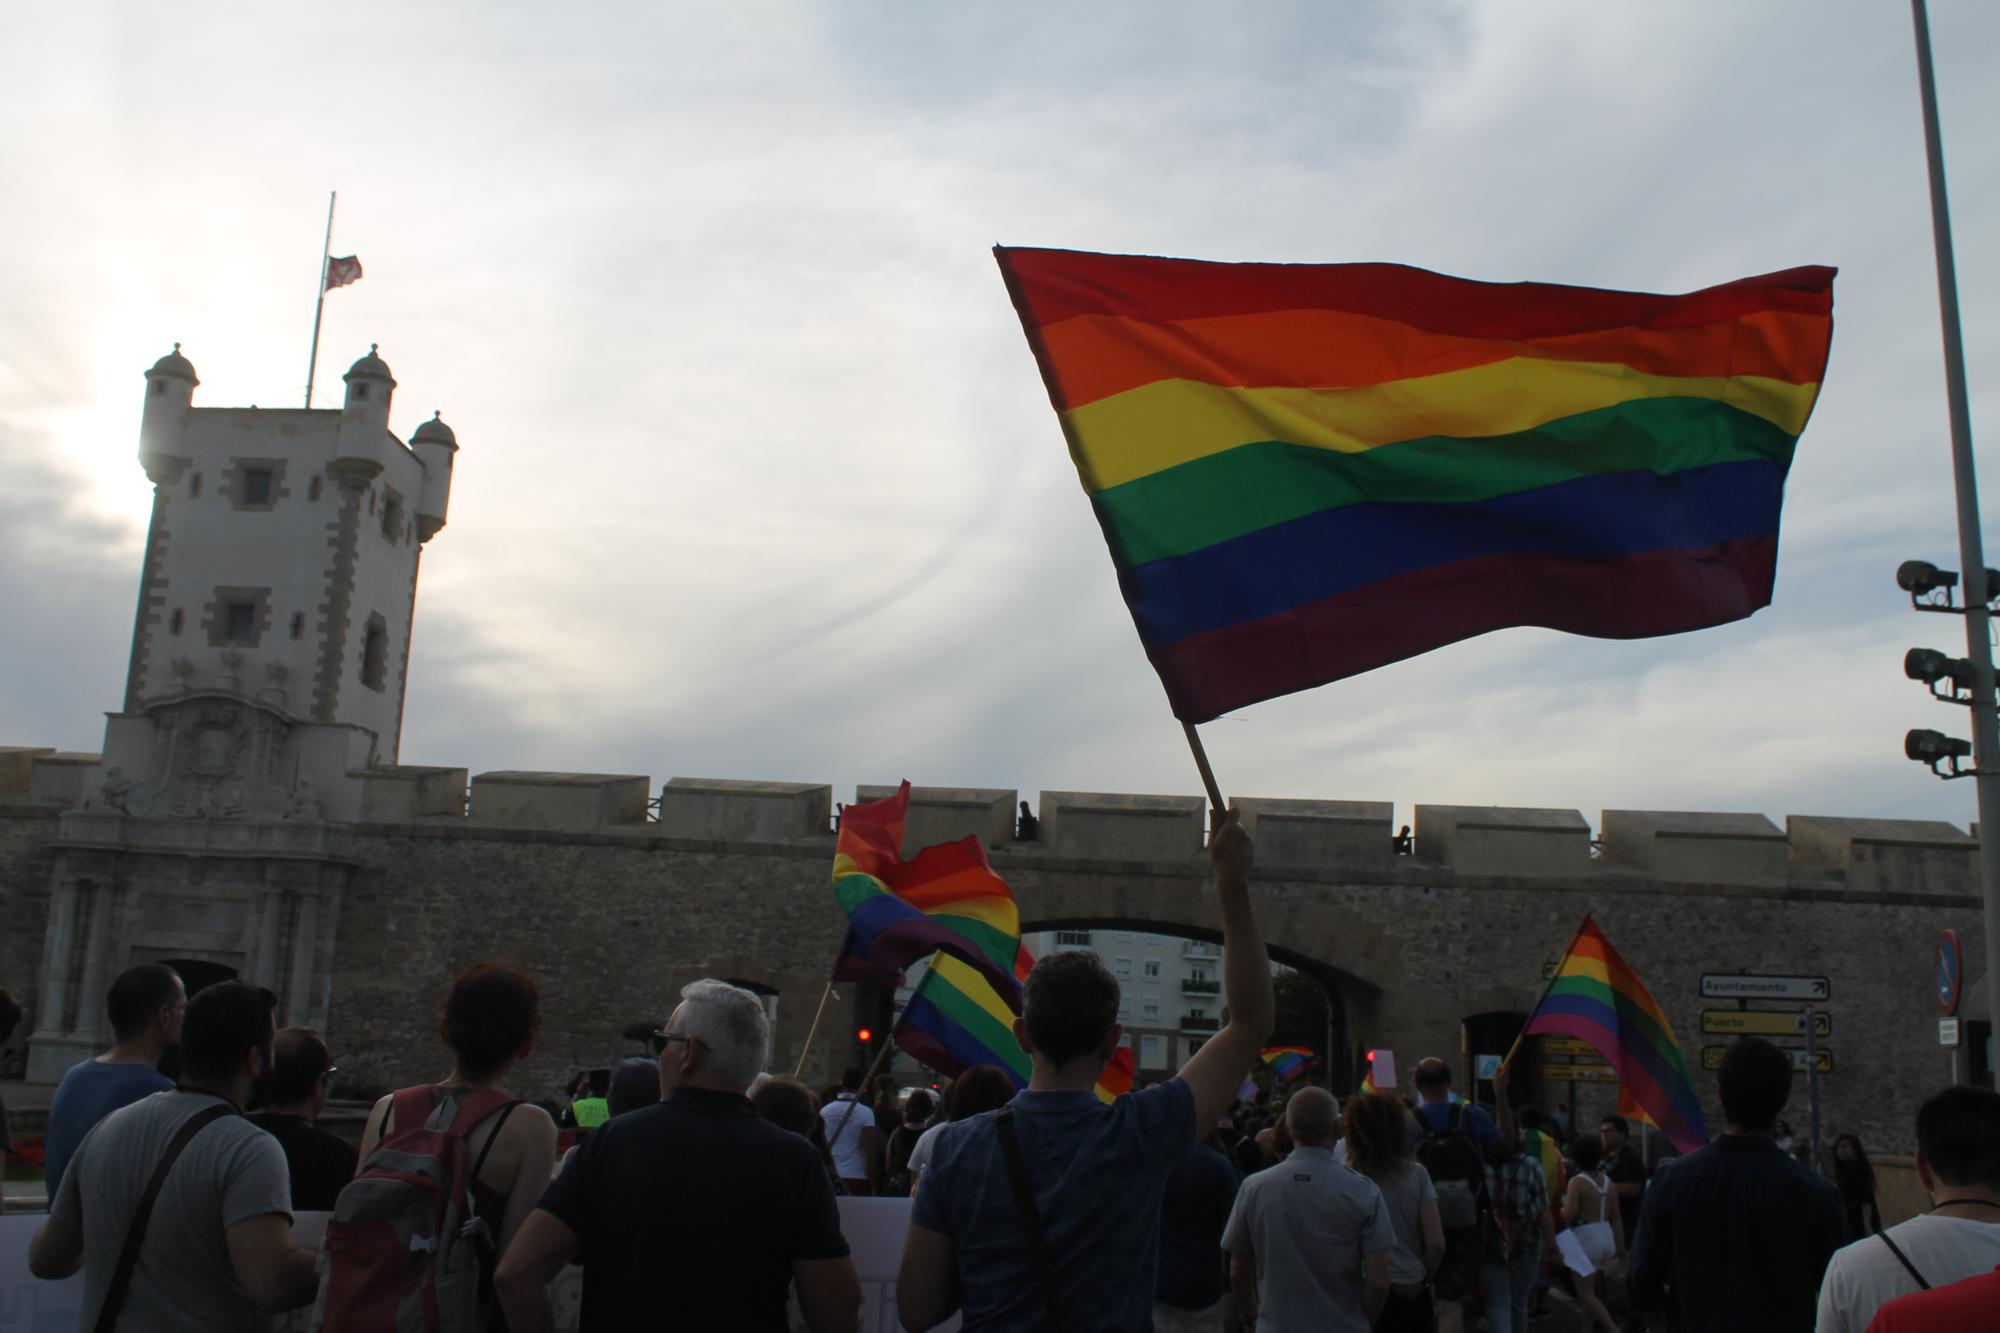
52, 1089, 294, 1333
1366, 1160, 1438, 1287
1223, 1145, 1394, 1333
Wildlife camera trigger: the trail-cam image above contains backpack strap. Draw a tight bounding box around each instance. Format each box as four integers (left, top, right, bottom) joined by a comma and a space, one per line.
388, 1085, 437, 1135
445, 1087, 521, 1139
93, 1102, 235, 1333
995, 1106, 1065, 1333
468, 1102, 521, 1185
1872, 1223, 1931, 1291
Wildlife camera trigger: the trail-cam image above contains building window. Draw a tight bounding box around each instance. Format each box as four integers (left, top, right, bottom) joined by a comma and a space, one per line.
1117, 930, 1134, 941
187, 472, 202, 497
381, 493, 403, 542
1143, 997, 1161, 1019
1143, 960, 1161, 978
289, 613, 304, 640
308, 476, 322, 502
224, 602, 256, 642
1114, 957, 1132, 977
360, 614, 388, 692
1146, 933, 1165, 945
169, 608, 184, 635
355, 382, 369, 400
242, 469, 273, 505
1055, 929, 1092, 947
1118, 998, 1131, 1019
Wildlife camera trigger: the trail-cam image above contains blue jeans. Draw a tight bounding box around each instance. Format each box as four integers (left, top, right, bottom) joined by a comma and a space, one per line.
1481, 1243, 1543, 1333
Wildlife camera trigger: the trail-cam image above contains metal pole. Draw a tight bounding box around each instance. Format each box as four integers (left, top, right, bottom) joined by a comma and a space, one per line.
1805, 1004, 1823, 1174
1912, 0, 2000, 1061
305, 191, 336, 407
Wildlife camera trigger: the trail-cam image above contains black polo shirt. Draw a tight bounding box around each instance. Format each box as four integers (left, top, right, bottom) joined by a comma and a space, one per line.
246, 1111, 360, 1211
537, 1084, 849, 1332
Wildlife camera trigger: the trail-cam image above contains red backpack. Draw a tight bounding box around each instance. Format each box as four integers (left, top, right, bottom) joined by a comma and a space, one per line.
309, 1086, 520, 1333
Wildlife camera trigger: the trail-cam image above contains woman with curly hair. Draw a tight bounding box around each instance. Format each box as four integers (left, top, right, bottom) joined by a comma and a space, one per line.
1342, 1091, 1445, 1332
357, 961, 559, 1323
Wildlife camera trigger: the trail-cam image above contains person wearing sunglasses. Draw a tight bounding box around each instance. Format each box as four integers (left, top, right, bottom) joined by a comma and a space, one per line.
246, 1026, 357, 1210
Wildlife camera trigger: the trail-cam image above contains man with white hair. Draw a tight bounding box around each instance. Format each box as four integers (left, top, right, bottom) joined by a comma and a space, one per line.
1224, 1085, 1394, 1331
496, 979, 861, 1333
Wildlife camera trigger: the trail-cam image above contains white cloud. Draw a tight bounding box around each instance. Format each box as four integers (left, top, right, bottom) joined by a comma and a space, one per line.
2, 0, 1996, 830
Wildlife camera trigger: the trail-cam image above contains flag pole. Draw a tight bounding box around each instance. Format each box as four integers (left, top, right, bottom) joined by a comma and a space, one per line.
305, 190, 336, 408
792, 980, 837, 1078
1182, 721, 1227, 812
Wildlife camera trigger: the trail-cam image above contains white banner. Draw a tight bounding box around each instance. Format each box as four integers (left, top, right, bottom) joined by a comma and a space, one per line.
0, 1197, 945, 1332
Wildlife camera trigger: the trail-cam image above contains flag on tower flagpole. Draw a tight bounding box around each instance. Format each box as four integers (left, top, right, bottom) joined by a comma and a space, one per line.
324, 256, 363, 291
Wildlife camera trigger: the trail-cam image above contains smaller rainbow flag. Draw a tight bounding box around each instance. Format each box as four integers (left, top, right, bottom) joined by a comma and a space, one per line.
830, 782, 1027, 999
1261, 1045, 1321, 1085
1522, 916, 1707, 1153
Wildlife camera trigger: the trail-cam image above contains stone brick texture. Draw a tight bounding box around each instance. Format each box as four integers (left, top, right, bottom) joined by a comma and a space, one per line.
0, 804, 1985, 1157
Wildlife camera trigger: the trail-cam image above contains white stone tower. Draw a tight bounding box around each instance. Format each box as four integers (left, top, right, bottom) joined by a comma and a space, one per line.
22, 345, 458, 1080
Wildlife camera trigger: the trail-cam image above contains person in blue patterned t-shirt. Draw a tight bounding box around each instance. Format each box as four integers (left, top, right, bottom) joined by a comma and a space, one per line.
898, 810, 1273, 1333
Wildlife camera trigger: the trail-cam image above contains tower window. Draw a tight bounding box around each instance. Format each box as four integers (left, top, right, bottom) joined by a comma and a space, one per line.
290, 612, 304, 640
355, 383, 369, 400
308, 476, 322, 502
242, 469, 273, 505
188, 472, 202, 497
360, 614, 389, 692
169, 608, 184, 635
381, 493, 403, 542
225, 602, 256, 642
151, 380, 165, 397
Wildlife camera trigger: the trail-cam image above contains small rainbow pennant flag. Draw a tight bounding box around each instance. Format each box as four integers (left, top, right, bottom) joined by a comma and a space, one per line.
1260, 1045, 1321, 1085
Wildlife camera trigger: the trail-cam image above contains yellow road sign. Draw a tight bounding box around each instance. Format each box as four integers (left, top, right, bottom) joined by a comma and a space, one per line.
1702, 1044, 1832, 1073
1543, 1063, 1619, 1083
1701, 1009, 1831, 1037
1539, 1038, 1598, 1058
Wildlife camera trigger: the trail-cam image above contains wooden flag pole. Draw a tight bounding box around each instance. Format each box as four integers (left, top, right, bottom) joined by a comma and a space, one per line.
1182, 721, 1227, 812
791, 980, 837, 1078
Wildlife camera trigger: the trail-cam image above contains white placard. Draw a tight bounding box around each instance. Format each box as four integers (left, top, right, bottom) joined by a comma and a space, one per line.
1370, 1049, 1397, 1091
1555, 1227, 1596, 1277
0, 1197, 942, 1333
1940, 1016, 1962, 1047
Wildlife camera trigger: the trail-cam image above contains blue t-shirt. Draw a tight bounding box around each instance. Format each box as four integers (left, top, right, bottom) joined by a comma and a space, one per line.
1156, 1141, 1240, 1310
44, 1059, 173, 1199
913, 1079, 1196, 1331
1413, 1098, 1498, 1152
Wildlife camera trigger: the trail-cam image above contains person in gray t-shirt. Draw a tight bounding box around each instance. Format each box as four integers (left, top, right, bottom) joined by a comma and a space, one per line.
29, 981, 319, 1331
1225, 1087, 1393, 1332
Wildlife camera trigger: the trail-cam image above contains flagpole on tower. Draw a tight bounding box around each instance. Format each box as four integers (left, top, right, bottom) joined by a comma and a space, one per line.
305, 191, 337, 408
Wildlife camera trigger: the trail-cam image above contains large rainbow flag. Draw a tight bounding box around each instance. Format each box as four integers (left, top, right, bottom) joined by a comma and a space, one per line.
994, 247, 1836, 722
1522, 916, 1707, 1153
831, 782, 1029, 998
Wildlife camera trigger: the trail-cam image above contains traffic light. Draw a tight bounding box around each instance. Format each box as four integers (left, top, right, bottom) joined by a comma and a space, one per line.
1898, 559, 1985, 779
856, 1026, 874, 1045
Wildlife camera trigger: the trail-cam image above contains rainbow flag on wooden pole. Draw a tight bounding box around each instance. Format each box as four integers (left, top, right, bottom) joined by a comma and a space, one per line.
1515, 916, 1708, 1153
1260, 1045, 1321, 1086
994, 248, 1834, 789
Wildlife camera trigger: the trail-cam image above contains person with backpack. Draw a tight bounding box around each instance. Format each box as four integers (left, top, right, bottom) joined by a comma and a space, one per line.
1814, 1085, 2000, 1333
321, 961, 558, 1332
1562, 1132, 1626, 1333
1411, 1057, 1508, 1333
29, 981, 319, 1331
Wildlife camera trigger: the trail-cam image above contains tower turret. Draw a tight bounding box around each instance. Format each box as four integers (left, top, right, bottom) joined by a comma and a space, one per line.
332, 345, 396, 488
139, 344, 197, 483
410, 412, 458, 543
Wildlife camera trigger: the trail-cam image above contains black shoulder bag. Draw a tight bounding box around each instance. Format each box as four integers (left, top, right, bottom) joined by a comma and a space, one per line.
994, 1106, 1066, 1332
93, 1101, 237, 1332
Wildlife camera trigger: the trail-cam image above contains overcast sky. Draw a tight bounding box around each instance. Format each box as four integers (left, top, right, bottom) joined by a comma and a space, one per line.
5, 1, 1999, 832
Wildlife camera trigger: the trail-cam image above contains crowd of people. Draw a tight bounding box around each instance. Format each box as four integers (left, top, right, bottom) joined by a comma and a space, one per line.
6, 810, 1999, 1332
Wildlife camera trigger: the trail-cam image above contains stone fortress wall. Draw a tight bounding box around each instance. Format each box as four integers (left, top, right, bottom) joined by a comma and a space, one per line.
1, 750, 1985, 1155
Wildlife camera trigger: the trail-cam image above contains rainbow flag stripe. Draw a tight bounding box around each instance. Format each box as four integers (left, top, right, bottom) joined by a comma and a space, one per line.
896, 951, 1135, 1103
830, 782, 1025, 999
1524, 917, 1707, 1153
1260, 1045, 1320, 1085
994, 247, 1836, 722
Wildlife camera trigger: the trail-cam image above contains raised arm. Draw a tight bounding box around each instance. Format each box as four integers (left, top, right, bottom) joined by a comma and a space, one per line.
1177, 809, 1274, 1134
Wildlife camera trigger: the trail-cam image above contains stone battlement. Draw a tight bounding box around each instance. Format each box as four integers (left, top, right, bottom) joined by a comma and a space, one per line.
1, 747, 1980, 897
